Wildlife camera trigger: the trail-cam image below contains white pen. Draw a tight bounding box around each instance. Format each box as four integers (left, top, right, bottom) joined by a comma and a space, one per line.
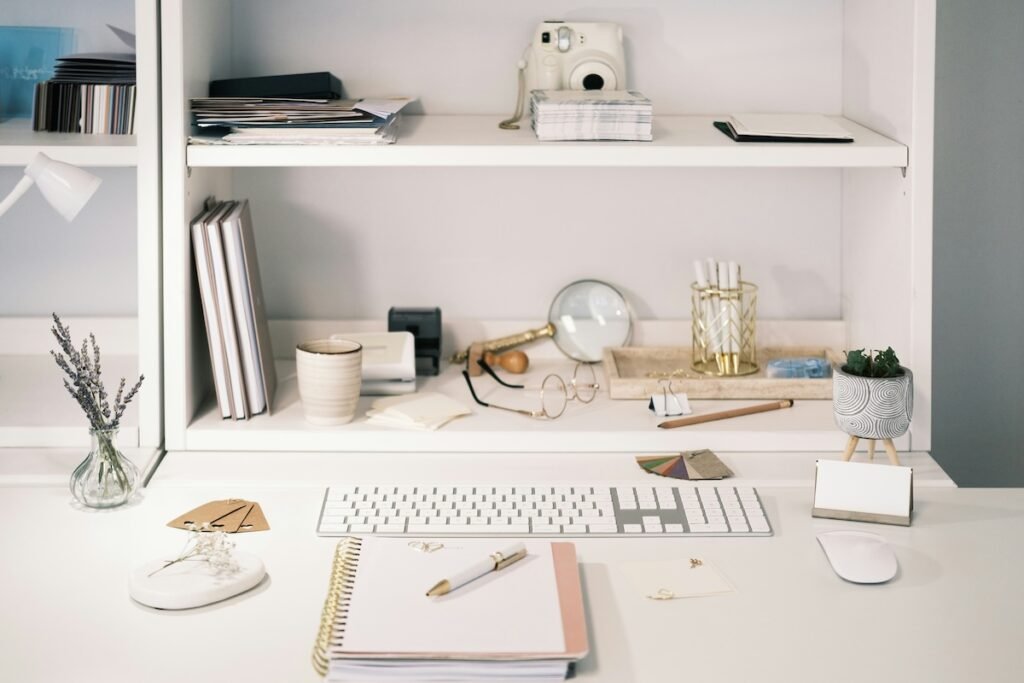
705, 257, 723, 368
727, 261, 740, 373
426, 543, 527, 597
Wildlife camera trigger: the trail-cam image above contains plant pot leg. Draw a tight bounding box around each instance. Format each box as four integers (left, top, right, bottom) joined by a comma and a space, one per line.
881, 438, 900, 466
867, 440, 876, 461
841, 435, 860, 461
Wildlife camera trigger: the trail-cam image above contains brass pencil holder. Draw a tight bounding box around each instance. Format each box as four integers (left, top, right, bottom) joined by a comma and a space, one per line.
691, 281, 758, 376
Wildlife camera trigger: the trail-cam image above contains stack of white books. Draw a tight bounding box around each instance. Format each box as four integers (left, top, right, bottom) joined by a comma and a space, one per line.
530, 90, 652, 141
190, 199, 277, 420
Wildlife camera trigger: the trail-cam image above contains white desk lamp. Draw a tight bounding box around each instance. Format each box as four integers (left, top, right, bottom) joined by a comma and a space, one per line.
0, 152, 101, 222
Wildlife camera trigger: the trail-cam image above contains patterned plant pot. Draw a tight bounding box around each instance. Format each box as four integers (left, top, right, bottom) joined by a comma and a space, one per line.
832, 365, 913, 440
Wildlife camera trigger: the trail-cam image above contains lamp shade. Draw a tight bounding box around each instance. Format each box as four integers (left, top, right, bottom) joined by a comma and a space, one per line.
23, 152, 102, 222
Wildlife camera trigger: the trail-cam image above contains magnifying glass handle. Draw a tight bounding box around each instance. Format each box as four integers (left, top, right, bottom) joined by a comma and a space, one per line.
450, 323, 556, 364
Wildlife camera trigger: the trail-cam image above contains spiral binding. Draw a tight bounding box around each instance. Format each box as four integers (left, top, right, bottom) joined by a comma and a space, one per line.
312, 537, 363, 677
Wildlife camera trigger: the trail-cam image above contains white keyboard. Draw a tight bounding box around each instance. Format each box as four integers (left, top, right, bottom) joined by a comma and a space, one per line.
316, 484, 772, 537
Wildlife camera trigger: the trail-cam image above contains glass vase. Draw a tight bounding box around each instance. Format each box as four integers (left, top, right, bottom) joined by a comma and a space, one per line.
70, 428, 139, 508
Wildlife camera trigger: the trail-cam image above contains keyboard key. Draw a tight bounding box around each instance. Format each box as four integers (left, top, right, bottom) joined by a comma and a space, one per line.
664, 524, 684, 533
589, 524, 618, 533
690, 523, 729, 533
350, 524, 374, 533
619, 499, 638, 510
376, 524, 405, 533
624, 524, 643, 533
532, 524, 562, 533
750, 520, 770, 533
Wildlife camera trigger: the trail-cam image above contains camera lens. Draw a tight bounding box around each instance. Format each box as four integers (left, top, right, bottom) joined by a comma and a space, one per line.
541, 32, 551, 44
582, 74, 605, 90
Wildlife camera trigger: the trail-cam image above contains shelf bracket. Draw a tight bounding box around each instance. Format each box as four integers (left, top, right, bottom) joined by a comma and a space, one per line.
900, 166, 907, 179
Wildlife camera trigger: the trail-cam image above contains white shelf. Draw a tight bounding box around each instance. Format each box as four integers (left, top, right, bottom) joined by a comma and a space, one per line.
152, 449, 954, 488
183, 359, 907, 454
0, 119, 137, 167
0, 354, 139, 448
185, 115, 908, 169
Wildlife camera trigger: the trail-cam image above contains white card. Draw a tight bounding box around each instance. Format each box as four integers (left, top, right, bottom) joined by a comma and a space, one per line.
813, 459, 913, 526
615, 557, 735, 600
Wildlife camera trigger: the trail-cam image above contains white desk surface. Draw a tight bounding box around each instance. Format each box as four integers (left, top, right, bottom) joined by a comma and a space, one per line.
3, 452, 1021, 683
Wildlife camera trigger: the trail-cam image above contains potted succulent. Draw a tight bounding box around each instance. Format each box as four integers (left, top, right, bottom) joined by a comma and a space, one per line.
832, 347, 913, 465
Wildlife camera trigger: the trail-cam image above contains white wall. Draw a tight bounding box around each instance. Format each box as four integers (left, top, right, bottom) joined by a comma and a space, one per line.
224, 0, 847, 322
234, 166, 842, 321
0, 167, 138, 316
231, 0, 844, 115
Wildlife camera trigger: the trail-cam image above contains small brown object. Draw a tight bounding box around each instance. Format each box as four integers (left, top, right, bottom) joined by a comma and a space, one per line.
466, 342, 486, 377
484, 350, 529, 374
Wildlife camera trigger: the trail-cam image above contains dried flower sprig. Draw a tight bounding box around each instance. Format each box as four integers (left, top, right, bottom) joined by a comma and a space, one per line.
50, 313, 144, 432
149, 523, 241, 577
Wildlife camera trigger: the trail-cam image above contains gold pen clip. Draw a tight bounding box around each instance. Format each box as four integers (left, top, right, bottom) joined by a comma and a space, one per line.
491, 547, 528, 570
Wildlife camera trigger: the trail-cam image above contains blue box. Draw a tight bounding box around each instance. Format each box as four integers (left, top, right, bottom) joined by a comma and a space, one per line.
0, 26, 75, 119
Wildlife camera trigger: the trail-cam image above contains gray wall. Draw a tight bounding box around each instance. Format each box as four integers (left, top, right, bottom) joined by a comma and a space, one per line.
933, 0, 1024, 485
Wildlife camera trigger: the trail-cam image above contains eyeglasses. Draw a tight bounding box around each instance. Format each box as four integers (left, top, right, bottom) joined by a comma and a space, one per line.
462, 358, 600, 420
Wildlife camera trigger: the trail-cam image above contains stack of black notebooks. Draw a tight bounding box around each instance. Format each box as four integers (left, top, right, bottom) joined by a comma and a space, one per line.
32, 53, 137, 134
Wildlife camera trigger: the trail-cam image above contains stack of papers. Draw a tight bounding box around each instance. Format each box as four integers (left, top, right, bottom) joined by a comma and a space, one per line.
52, 52, 136, 83
32, 52, 137, 134
530, 90, 652, 141
190, 96, 414, 145
365, 393, 471, 431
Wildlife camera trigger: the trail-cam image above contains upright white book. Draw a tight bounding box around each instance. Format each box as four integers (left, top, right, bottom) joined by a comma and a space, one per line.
204, 201, 248, 420
190, 204, 231, 419
220, 200, 276, 415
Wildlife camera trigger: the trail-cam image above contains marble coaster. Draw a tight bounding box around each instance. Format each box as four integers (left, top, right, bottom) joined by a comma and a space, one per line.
129, 551, 265, 609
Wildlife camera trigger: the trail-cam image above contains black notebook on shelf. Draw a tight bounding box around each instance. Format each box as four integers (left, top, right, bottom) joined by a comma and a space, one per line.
209, 71, 342, 99
714, 114, 854, 143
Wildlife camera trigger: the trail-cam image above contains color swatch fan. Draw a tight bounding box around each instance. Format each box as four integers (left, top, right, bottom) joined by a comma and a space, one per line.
636, 451, 734, 481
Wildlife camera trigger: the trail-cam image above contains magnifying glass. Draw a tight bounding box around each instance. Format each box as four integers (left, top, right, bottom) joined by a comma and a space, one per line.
452, 279, 633, 364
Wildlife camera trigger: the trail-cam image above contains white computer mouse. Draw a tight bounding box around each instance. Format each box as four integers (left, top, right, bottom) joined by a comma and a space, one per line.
817, 530, 898, 584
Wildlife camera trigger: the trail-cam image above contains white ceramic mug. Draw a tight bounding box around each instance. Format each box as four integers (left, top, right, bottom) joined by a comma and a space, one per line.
296, 339, 363, 425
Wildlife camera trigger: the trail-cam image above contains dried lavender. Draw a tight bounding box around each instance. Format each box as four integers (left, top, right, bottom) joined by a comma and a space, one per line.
50, 313, 144, 432
52, 314, 144, 500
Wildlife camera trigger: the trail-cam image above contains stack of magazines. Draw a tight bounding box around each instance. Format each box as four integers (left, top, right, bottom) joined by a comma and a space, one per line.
190, 97, 414, 145
530, 90, 652, 141
32, 53, 137, 134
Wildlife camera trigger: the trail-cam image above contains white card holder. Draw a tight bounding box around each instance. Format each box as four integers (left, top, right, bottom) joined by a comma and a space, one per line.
813, 459, 914, 526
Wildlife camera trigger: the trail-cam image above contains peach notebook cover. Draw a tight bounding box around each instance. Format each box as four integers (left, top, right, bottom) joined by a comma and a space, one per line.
312, 537, 588, 675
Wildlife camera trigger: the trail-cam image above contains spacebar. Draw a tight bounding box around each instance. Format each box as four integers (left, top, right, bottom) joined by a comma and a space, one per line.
406, 524, 531, 534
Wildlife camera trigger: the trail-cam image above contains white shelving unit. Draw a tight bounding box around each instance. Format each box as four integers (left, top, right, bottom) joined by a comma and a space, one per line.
0, 0, 162, 473
162, 0, 935, 459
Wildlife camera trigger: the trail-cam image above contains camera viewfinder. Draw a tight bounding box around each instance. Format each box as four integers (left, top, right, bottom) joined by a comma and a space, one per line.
542, 32, 551, 44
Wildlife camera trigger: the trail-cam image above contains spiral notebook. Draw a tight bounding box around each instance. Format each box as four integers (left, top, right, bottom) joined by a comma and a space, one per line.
312, 537, 588, 682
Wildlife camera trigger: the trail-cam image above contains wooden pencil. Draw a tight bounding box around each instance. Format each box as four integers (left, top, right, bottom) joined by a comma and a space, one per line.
657, 399, 794, 429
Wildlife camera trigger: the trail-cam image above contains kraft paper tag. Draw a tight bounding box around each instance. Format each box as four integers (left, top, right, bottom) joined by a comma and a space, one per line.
236, 501, 270, 532
683, 449, 734, 480
167, 499, 270, 533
